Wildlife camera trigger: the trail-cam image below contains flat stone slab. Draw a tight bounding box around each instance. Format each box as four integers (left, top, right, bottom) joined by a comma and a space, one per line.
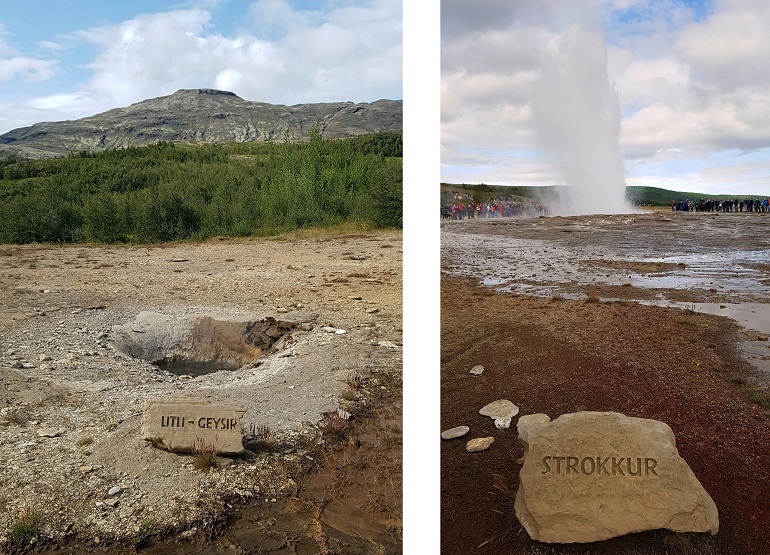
466, 437, 494, 452
470, 365, 484, 375
479, 399, 519, 420
515, 411, 719, 543
441, 425, 470, 440
141, 398, 246, 455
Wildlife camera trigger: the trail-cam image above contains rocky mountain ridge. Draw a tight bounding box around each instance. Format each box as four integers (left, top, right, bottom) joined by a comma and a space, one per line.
0, 88, 402, 159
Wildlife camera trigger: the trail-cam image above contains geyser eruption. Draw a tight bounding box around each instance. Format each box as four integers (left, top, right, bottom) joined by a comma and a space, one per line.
532, 19, 631, 215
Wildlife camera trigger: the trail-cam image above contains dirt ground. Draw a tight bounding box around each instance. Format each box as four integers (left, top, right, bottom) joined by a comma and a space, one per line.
0, 229, 402, 553
441, 213, 770, 555
441, 277, 770, 555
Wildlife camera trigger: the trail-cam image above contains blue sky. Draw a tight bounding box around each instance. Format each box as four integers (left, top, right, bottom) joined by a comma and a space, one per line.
0, 0, 402, 134
441, 0, 770, 196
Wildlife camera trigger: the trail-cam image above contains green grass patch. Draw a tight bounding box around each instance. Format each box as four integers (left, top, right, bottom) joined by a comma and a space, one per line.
746, 387, 770, 411
8, 508, 40, 548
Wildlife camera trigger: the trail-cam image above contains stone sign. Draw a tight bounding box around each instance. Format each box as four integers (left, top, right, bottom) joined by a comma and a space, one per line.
141, 398, 246, 455
515, 411, 719, 543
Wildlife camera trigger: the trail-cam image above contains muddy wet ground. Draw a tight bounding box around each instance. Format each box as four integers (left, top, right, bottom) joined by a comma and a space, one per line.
441, 213, 770, 555
442, 212, 770, 378
442, 212, 770, 303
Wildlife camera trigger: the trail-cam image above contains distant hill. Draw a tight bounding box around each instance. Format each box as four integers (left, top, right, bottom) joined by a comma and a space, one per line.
0, 89, 402, 159
624, 186, 768, 206
441, 183, 769, 206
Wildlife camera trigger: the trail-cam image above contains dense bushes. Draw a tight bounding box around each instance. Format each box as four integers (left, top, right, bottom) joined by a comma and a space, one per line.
0, 131, 402, 243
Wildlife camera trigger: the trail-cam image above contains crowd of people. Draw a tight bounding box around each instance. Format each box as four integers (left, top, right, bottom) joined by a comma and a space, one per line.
671, 198, 770, 212
440, 198, 549, 219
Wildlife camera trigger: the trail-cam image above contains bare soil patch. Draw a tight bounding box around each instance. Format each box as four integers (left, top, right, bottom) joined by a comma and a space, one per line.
441, 275, 770, 555
0, 230, 402, 553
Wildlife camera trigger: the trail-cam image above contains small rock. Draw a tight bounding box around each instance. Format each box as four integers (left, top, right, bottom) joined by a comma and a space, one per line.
104, 498, 119, 508
441, 425, 470, 439
37, 428, 63, 438
276, 308, 289, 313
366, 308, 379, 314
479, 399, 519, 421
108, 486, 123, 496
348, 295, 363, 300
334, 329, 347, 335
10, 360, 23, 369
79, 466, 95, 474
470, 365, 484, 375
466, 437, 494, 452
495, 417, 512, 429
38, 354, 52, 362
322, 326, 337, 333
377, 341, 399, 348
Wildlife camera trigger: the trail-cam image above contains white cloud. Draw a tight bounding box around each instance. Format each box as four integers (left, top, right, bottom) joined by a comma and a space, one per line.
443, 0, 770, 195
28, 91, 94, 112
0, 24, 59, 83
36, 40, 67, 52
0, 57, 58, 82
66, 2, 401, 108
0, 1, 401, 134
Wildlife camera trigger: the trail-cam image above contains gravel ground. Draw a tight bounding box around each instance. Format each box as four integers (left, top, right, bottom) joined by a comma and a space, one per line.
0, 230, 402, 552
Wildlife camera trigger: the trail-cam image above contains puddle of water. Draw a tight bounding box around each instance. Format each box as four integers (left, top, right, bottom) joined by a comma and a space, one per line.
629, 249, 770, 293
155, 359, 241, 377
443, 215, 770, 380
643, 301, 770, 335
443, 228, 770, 300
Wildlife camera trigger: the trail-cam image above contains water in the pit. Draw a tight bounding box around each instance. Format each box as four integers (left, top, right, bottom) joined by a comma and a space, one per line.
154, 359, 241, 377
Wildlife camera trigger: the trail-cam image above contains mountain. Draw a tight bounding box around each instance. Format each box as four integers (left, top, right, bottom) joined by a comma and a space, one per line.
0, 88, 402, 159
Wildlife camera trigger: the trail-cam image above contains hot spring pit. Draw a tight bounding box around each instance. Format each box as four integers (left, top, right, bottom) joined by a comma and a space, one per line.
110, 310, 315, 376
154, 359, 240, 377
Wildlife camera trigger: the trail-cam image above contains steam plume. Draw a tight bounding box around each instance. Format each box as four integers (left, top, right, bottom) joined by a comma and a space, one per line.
531, 18, 630, 215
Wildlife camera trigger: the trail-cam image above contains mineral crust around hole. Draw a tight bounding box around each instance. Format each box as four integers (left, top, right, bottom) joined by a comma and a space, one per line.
514, 411, 719, 543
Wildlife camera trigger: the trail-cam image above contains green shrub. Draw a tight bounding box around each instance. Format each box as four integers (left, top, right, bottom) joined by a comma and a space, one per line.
0, 132, 403, 244
8, 508, 40, 548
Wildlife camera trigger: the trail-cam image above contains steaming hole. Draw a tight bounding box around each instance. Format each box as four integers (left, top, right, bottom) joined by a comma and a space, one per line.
154, 359, 242, 377
111, 312, 304, 377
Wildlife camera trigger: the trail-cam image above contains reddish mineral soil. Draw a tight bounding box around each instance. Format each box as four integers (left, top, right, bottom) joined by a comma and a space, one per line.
441, 275, 770, 555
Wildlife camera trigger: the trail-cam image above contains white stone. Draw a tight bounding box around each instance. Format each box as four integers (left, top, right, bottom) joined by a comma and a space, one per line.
36, 428, 63, 438
466, 437, 494, 452
441, 425, 470, 439
494, 417, 512, 429
470, 365, 484, 375
479, 399, 519, 420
